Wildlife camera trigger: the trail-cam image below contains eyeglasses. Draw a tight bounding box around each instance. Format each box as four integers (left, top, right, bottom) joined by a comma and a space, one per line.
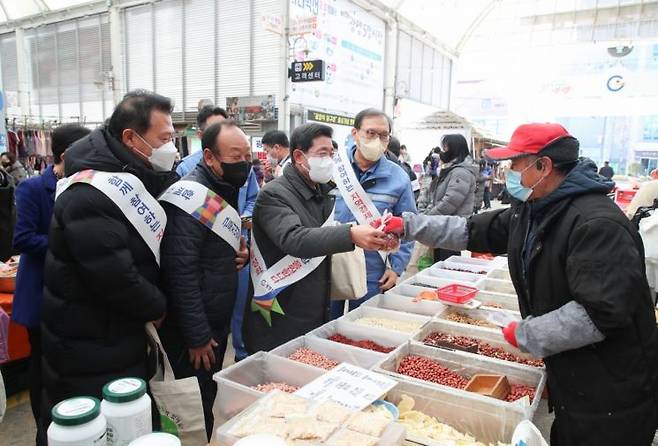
362, 129, 391, 142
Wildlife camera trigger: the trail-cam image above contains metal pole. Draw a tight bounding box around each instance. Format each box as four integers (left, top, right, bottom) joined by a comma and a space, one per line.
76, 20, 83, 120
181, 0, 186, 121
55, 24, 62, 121
15, 27, 31, 117
278, 0, 290, 132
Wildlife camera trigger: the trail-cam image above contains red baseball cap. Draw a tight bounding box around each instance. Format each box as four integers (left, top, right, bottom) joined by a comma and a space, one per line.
486, 123, 572, 160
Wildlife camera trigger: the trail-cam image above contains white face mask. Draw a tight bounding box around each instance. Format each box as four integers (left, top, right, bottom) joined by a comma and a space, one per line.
358, 136, 386, 162
305, 155, 334, 184
135, 133, 178, 172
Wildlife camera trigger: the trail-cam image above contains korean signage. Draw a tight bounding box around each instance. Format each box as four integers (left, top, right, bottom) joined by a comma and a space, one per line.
289, 0, 385, 115
226, 95, 277, 122
294, 363, 397, 411
307, 109, 354, 127
291, 60, 325, 82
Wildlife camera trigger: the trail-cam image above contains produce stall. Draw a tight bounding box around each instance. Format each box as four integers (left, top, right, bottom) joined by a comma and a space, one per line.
210, 255, 547, 446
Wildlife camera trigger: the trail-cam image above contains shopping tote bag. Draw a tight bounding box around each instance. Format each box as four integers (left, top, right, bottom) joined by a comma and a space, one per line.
145, 323, 207, 445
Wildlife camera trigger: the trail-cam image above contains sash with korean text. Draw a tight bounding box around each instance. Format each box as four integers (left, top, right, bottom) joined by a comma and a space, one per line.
56, 170, 166, 264
159, 180, 241, 252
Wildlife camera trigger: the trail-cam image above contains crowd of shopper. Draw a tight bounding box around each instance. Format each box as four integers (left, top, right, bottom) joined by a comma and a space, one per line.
2, 90, 657, 446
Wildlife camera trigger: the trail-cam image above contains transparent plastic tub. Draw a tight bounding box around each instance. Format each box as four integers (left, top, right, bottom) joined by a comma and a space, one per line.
413, 272, 478, 289
212, 352, 326, 426
384, 379, 519, 445
215, 390, 407, 446
481, 278, 517, 295
270, 334, 385, 370
489, 268, 513, 281
422, 264, 486, 285
476, 289, 520, 312
445, 255, 500, 268
387, 282, 434, 298
436, 305, 521, 332
340, 306, 431, 336
412, 320, 543, 369
363, 292, 446, 317
430, 260, 495, 276
375, 343, 546, 420
309, 318, 409, 353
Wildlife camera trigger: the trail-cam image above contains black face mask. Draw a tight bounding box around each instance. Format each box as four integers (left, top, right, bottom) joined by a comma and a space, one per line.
439, 150, 453, 163
220, 161, 250, 188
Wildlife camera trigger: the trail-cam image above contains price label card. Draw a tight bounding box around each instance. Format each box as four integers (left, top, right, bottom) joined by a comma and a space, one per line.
294, 363, 397, 411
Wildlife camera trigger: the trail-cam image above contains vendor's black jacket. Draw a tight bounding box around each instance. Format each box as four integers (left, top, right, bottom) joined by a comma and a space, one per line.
159, 161, 239, 348
42, 127, 178, 406
467, 160, 658, 445
243, 163, 354, 352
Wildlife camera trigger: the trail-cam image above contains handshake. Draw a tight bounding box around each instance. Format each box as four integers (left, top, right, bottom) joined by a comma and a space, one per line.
348, 212, 405, 252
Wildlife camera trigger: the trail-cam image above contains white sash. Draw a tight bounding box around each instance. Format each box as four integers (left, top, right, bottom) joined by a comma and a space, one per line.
333, 147, 387, 263
56, 170, 167, 265
159, 180, 241, 252
250, 209, 335, 304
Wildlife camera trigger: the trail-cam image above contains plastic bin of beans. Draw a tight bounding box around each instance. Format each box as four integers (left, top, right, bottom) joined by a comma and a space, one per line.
213, 352, 326, 426
309, 319, 408, 353
374, 343, 546, 419
270, 334, 384, 370
341, 306, 430, 335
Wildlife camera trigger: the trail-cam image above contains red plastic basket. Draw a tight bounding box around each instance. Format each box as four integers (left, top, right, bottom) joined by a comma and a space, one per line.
437, 284, 479, 304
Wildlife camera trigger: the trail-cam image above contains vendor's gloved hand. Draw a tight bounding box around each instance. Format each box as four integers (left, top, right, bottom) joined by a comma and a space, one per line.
502, 321, 519, 348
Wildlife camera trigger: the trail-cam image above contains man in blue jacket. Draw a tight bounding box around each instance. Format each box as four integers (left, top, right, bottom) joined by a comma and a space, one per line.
12, 123, 90, 443
330, 108, 416, 318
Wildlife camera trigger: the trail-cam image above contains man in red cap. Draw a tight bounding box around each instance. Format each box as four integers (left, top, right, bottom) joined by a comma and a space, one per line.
380, 123, 658, 445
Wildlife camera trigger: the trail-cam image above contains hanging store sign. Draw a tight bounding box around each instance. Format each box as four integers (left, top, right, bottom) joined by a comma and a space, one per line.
226, 95, 277, 122
290, 60, 325, 82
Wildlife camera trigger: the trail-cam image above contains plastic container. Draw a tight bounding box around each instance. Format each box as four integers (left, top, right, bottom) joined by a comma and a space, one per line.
309, 318, 409, 353
366, 292, 446, 317
488, 268, 512, 281
339, 306, 431, 336
423, 265, 486, 284
48, 397, 107, 446
437, 284, 479, 304
212, 351, 326, 426
101, 377, 152, 445
270, 334, 385, 369
480, 278, 517, 295
128, 432, 181, 446
431, 260, 494, 276
384, 379, 516, 444
234, 434, 287, 446
374, 343, 546, 420
411, 272, 474, 289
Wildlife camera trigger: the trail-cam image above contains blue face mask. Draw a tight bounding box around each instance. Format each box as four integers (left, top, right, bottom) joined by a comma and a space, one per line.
506, 161, 544, 202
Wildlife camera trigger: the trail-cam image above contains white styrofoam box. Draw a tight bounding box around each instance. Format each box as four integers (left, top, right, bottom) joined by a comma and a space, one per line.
422, 264, 486, 285
340, 305, 432, 337
270, 334, 385, 370
375, 343, 547, 421
309, 318, 409, 353
385, 379, 517, 445
411, 320, 543, 370
489, 268, 512, 281
212, 352, 325, 426
364, 292, 446, 317
481, 278, 517, 295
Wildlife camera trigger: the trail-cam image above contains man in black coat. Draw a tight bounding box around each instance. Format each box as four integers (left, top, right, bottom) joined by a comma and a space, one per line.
41, 90, 179, 441
159, 121, 250, 439
243, 123, 389, 352
387, 123, 658, 446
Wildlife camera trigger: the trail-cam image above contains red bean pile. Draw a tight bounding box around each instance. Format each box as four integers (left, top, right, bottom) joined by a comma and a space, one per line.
506, 384, 537, 402
423, 331, 544, 368
251, 382, 299, 393
327, 334, 395, 353
397, 355, 469, 389
288, 347, 338, 370
442, 266, 488, 275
